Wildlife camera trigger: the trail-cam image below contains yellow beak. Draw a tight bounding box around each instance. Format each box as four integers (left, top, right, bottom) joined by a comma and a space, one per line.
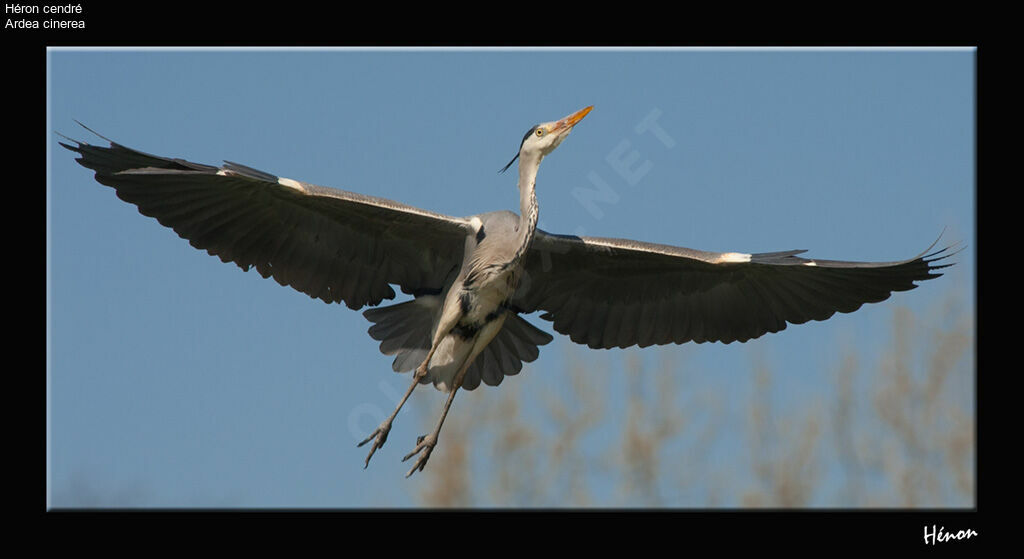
552, 105, 593, 133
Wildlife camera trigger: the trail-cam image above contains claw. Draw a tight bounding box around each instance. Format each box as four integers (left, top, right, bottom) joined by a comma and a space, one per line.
402, 433, 437, 477
357, 420, 392, 468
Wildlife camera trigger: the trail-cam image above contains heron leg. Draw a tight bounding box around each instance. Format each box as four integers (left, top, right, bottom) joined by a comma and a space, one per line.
401, 353, 480, 477
357, 365, 427, 468
402, 384, 460, 477
401, 316, 507, 476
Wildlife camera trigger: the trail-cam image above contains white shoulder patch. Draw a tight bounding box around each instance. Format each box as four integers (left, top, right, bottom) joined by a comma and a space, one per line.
717, 252, 752, 263
803, 261, 817, 266
277, 177, 306, 193
469, 216, 483, 231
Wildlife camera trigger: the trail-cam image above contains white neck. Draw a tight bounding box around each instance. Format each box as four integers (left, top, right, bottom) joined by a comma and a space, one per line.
510, 153, 541, 267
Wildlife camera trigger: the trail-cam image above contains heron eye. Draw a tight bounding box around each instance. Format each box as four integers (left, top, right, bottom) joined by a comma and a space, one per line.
535, 128, 544, 137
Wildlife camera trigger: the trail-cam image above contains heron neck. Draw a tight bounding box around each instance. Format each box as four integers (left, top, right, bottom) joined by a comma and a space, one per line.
511, 156, 540, 267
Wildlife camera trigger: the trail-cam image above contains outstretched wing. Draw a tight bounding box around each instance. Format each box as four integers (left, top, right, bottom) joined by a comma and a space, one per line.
60, 125, 472, 309
514, 231, 958, 348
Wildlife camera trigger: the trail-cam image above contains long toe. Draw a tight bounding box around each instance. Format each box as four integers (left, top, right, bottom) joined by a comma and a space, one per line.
402, 434, 437, 477
358, 421, 392, 468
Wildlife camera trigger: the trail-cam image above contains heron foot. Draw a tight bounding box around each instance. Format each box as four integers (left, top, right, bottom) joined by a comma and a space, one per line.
401, 433, 437, 477
357, 419, 393, 468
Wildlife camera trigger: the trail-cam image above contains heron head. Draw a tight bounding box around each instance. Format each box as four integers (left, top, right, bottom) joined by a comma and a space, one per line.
501, 106, 592, 173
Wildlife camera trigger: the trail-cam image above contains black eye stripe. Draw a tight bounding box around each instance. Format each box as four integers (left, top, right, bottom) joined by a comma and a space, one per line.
500, 124, 541, 174
520, 125, 540, 147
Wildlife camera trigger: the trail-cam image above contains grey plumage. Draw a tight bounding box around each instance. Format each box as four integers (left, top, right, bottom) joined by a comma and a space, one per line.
363, 294, 552, 390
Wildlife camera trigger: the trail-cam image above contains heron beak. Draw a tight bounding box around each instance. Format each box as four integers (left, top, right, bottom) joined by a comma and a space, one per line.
552, 105, 593, 134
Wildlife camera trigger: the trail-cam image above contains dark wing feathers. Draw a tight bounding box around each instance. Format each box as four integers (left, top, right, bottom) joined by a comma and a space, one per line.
62, 130, 471, 310
63, 126, 956, 355
515, 231, 957, 348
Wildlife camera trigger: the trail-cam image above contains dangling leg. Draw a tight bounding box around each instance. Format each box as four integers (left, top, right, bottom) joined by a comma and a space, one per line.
358, 314, 457, 468
401, 315, 506, 477
402, 382, 462, 477
357, 366, 427, 468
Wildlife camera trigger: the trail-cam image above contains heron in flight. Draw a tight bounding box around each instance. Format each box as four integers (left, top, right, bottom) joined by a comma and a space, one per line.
61, 106, 956, 477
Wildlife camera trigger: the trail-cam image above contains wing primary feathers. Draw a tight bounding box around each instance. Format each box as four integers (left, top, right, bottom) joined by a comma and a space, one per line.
518, 228, 959, 348
62, 124, 471, 310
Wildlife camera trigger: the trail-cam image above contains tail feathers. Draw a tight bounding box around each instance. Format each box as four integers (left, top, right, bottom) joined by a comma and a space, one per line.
363, 296, 438, 372
363, 297, 554, 391
461, 312, 554, 391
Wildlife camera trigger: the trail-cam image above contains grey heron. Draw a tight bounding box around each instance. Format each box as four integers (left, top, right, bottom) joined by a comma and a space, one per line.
60, 106, 956, 477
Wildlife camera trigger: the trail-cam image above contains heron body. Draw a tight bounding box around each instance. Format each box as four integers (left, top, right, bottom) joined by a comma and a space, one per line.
413, 211, 527, 392
60, 106, 956, 477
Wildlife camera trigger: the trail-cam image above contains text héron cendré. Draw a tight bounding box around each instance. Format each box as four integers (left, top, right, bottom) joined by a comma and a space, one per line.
5, 3, 85, 29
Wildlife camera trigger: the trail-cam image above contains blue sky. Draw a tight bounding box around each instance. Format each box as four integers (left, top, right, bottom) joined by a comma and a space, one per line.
47, 48, 974, 507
